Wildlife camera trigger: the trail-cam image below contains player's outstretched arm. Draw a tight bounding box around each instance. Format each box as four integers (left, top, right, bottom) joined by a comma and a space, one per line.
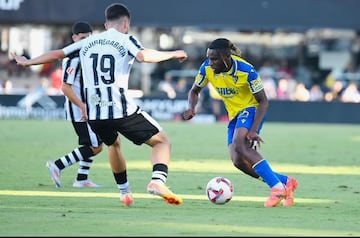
11, 49, 65, 67
137, 49, 187, 63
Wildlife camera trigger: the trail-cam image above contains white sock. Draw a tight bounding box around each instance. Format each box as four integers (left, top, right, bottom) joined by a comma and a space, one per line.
118, 181, 131, 195
272, 182, 285, 190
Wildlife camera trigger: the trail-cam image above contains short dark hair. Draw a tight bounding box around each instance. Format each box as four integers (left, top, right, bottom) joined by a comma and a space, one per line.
208, 38, 242, 57
208, 38, 230, 50
72, 21, 93, 34
105, 3, 130, 21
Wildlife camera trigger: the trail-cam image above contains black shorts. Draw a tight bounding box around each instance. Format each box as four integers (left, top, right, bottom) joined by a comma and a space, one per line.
72, 121, 102, 147
88, 109, 162, 146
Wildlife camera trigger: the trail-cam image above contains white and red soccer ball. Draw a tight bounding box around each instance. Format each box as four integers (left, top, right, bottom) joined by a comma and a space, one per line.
206, 176, 234, 204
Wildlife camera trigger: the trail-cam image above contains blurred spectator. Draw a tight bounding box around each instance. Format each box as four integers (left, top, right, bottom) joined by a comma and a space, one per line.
276, 74, 297, 100
324, 68, 344, 91
276, 60, 294, 80
158, 73, 177, 98
341, 63, 358, 81
0, 51, 8, 71
276, 78, 289, 100
1, 79, 13, 94
294, 64, 312, 89
175, 78, 189, 96
262, 74, 277, 99
324, 80, 345, 102
341, 81, 360, 103
48, 65, 63, 95
309, 84, 324, 101
259, 60, 276, 79
293, 82, 310, 102
39, 63, 53, 78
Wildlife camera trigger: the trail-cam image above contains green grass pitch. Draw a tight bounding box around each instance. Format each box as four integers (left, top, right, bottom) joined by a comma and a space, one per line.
0, 119, 359, 236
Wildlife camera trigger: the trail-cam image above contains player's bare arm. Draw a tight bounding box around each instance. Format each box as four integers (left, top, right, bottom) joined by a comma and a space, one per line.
247, 90, 268, 145
183, 84, 202, 120
11, 49, 65, 67
137, 49, 188, 63
62, 83, 87, 121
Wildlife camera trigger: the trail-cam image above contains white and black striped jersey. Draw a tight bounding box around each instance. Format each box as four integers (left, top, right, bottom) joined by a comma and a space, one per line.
62, 28, 143, 120
62, 51, 85, 122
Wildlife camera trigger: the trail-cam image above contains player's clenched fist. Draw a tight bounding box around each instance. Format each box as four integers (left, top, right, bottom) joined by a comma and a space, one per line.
182, 109, 195, 120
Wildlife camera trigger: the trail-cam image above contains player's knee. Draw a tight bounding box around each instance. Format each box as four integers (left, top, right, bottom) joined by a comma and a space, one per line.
233, 144, 247, 158
161, 133, 171, 146
91, 143, 103, 155
147, 131, 171, 147
231, 156, 246, 170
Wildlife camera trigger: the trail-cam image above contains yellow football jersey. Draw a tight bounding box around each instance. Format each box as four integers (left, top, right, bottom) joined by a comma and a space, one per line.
195, 55, 263, 120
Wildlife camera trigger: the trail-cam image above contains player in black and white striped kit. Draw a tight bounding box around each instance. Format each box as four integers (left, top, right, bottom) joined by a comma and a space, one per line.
13, 3, 188, 206
45, 22, 103, 189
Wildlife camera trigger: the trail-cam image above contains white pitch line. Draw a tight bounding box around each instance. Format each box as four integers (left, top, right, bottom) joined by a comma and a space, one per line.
0, 190, 333, 204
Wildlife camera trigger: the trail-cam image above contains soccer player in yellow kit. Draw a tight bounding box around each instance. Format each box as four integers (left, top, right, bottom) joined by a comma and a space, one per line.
183, 38, 298, 207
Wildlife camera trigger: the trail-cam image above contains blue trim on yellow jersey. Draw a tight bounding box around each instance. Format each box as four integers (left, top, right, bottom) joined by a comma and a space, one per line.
194, 55, 263, 120
197, 60, 208, 86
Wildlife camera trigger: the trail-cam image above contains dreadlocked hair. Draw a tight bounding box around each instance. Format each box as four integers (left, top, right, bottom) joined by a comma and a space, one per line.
208, 38, 242, 57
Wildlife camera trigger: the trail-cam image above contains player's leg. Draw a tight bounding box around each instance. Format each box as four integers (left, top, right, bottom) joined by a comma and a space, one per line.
46, 121, 100, 188
229, 148, 262, 179
89, 119, 133, 206
230, 147, 298, 206
229, 107, 286, 207
46, 145, 95, 188
243, 110, 298, 206
145, 131, 182, 205
229, 138, 293, 187
107, 136, 133, 206
228, 115, 263, 180
118, 110, 182, 205
72, 122, 102, 188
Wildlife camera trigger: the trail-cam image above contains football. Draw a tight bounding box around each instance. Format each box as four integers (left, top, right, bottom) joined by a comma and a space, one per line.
206, 176, 234, 204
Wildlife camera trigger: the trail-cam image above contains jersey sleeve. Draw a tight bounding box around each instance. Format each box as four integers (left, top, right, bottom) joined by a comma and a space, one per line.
248, 67, 264, 94
194, 61, 209, 88
62, 56, 79, 85
126, 35, 143, 57
62, 41, 83, 57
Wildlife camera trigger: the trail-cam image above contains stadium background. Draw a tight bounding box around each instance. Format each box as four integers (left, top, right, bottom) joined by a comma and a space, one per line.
0, 0, 359, 123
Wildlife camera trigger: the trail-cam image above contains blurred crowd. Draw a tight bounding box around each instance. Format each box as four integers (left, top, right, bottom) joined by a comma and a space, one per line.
257, 60, 360, 103
0, 49, 63, 95
1, 49, 360, 105
155, 59, 360, 104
